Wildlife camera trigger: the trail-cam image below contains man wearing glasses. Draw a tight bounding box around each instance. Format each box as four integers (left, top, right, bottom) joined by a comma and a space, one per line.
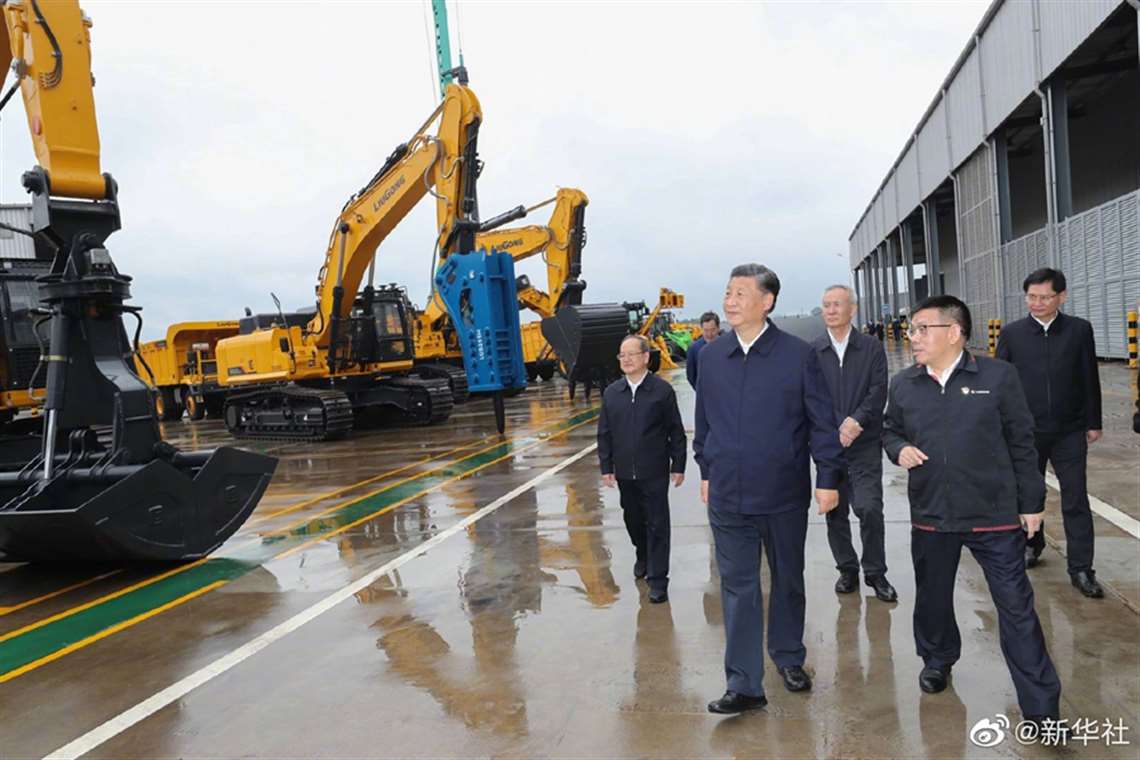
996, 268, 1104, 598
597, 334, 686, 604
883, 295, 1060, 725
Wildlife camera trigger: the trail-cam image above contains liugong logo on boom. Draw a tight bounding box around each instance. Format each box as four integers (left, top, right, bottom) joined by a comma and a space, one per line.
372, 175, 407, 213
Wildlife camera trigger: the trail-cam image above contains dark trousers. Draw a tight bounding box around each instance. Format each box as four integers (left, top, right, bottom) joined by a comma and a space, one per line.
709, 504, 808, 698
617, 476, 670, 592
826, 447, 886, 577
912, 528, 1061, 717
1028, 430, 1094, 574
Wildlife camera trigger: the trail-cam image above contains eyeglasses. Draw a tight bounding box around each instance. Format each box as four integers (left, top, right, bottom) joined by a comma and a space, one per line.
907, 323, 953, 337
616, 352, 647, 360
1025, 294, 1059, 303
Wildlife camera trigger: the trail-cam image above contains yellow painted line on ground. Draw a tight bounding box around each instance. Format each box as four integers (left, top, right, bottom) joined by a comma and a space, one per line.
274, 415, 598, 560
0, 562, 210, 645
0, 581, 226, 685
0, 571, 123, 618
246, 437, 487, 527
263, 414, 595, 538
2, 407, 598, 650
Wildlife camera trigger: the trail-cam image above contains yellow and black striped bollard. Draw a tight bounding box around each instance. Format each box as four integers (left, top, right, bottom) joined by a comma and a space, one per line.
1128, 310, 1137, 369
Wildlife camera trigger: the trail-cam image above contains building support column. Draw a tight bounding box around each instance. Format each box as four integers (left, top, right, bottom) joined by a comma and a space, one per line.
885, 234, 899, 317
853, 264, 864, 327
994, 130, 1013, 245
901, 221, 916, 312
923, 200, 943, 296
1048, 79, 1073, 223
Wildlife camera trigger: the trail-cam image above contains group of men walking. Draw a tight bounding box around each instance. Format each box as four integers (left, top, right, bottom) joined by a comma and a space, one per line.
597, 261, 1108, 726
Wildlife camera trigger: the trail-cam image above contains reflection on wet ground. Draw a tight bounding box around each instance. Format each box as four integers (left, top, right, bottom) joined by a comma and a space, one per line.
0, 372, 1136, 758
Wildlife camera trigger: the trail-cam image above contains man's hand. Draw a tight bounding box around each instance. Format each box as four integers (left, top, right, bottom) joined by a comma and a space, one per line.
816, 488, 839, 515
839, 416, 863, 442
1020, 512, 1043, 539
602, 473, 616, 488
898, 445, 929, 469
700, 480, 709, 504
1087, 429, 1103, 444
671, 472, 684, 488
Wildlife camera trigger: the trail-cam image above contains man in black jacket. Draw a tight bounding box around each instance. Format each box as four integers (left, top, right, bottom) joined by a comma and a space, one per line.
996, 268, 1104, 597
598, 334, 686, 604
883, 295, 1060, 722
813, 285, 896, 602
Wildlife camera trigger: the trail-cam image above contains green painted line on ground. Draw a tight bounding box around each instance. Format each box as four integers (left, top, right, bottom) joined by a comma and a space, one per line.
0, 407, 598, 680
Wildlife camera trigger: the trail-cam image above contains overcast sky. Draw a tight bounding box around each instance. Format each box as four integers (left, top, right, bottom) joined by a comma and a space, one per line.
0, 0, 988, 338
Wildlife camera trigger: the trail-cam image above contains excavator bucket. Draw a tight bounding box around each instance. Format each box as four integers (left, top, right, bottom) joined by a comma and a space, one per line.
540, 303, 629, 399
0, 444, 274, 562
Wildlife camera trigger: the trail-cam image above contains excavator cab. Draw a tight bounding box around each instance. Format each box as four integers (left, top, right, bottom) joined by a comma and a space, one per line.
346, 284, 416, 366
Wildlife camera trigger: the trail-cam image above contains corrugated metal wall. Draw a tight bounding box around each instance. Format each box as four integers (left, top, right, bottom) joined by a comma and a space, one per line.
0, 206, 35, 259
1000, 228, 1049, 321
956, 146, 1000, 350
1058, 189, 1140, 358
849, 0, 1125, 267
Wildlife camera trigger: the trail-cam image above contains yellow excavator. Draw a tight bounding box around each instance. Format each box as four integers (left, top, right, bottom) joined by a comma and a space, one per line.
413, 187, 593, 381
0, 0, 276, 561
214, 73, 486, 441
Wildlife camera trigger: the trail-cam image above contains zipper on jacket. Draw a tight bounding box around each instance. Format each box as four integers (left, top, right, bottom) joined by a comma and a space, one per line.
631, 386, 638, 480
737, 352, 747, 505
1043, 330, 1053, 416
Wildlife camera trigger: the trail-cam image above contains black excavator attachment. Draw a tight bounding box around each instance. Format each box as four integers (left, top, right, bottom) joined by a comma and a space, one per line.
0, 172, 276, 563
540, 302, 630, 400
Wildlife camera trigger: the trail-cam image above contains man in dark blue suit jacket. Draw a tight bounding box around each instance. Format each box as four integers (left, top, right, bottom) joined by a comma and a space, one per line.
685, 311, 722, 389
695, 264, 845, 715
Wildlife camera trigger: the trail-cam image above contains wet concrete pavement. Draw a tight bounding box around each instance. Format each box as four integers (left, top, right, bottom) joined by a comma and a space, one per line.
0, 365, 1137, 758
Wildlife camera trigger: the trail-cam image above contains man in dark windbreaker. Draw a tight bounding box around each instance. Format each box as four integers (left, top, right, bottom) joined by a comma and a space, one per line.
883, 295, 1061, 723
694, 263, 844, 715
996, 268, 1104, 598
813, 284, 896, 602
597, 334, 686, 604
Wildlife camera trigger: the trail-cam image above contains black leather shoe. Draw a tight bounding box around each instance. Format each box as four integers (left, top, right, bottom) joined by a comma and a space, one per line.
919, 665, 950, 694
777, 665, 812, 692
1071, 570, 1105, 598
1025, 547, 1041, 568
648, 588, 668, 604
834, 571, 858, 594
633, 560, 647, 579
707, 690, 767, 714
865, 574, 898, 602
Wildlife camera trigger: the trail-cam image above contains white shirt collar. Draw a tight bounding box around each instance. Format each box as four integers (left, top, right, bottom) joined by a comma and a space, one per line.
828, 326, 851, 365
736, 320, 769, 355
626, 371, 648, 397
1032, 314, 1057, 333
926, 350, 965, 389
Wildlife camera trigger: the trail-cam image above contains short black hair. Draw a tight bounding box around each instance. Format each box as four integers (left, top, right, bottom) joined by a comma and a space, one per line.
912, 294, 972, 341
729, 263, 780, 310
1023, 267, 1067, 294
699, 311, 720, 326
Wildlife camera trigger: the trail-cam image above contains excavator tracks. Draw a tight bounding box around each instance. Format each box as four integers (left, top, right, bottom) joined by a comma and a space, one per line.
223, 386, 354, 442
387, 376, 454, 425
413, 362, 470, 404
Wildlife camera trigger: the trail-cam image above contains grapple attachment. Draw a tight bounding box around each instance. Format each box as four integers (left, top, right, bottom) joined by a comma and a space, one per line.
540, 303, 629, 399
0, 170, 276, 563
